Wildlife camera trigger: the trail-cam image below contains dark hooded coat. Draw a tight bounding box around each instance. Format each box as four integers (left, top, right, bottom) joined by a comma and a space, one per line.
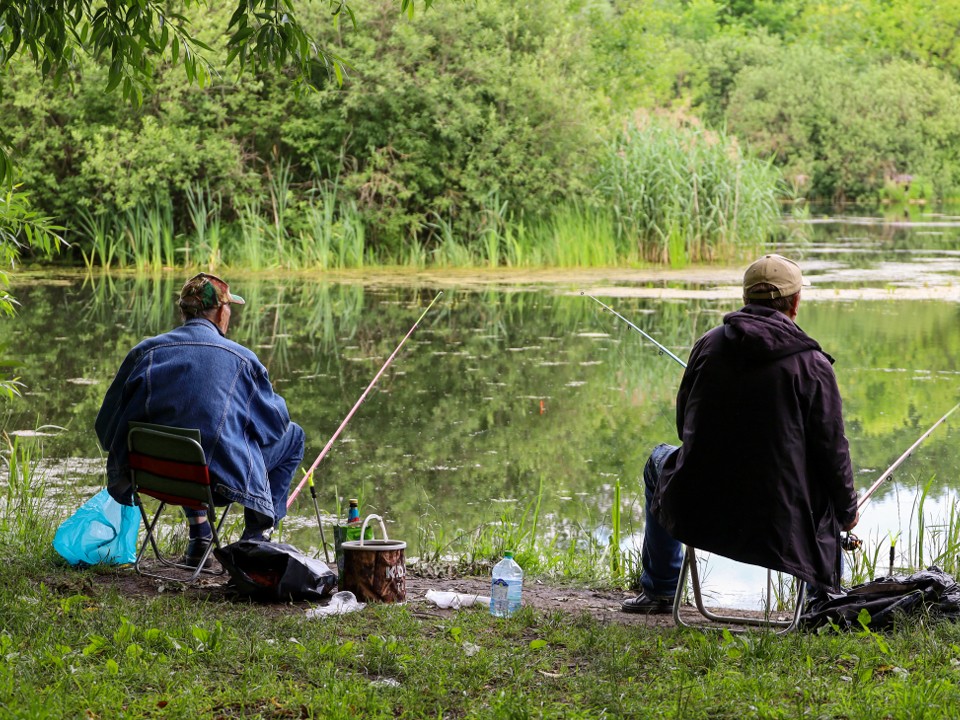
651, 304, 858, 589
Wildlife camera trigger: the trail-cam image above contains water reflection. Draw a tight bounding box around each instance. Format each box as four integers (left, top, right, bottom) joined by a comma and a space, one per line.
3, 214, 960, 607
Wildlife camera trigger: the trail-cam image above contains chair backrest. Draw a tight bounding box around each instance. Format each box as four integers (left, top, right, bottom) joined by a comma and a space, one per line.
127, 421, 210, 509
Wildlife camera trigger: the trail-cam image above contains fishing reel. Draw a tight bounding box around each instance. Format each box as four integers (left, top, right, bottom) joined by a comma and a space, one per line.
840, 532, 862, 552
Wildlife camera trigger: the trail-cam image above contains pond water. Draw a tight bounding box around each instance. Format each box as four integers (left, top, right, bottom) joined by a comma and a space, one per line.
4, 210, 960, 609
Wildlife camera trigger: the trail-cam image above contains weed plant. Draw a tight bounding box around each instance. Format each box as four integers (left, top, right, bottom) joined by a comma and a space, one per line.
0, 434, 51, 549
595, 118, 782, 265
66, 157, 781, 272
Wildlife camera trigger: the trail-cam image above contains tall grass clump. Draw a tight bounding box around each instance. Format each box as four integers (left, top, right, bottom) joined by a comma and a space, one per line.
185, 182, 223, 271
121, 199, 178, 270
0, 435, 50, 550
535, 205, 621, 267
76, 209, 123, 270
595, 115, 784, 265
297, 172, 366, 270
426, 213, 473, 267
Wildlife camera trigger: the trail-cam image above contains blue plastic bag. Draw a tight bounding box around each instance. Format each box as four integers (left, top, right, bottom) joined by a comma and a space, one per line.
53, 488, 141, 566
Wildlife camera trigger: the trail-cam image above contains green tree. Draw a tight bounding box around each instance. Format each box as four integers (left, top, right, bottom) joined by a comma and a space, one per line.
0, 0, 430, 395
0, 0, 602, 258
724, 45, 960, 200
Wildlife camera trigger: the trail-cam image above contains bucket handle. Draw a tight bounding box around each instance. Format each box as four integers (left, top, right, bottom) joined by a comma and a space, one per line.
359, 514, 388, 546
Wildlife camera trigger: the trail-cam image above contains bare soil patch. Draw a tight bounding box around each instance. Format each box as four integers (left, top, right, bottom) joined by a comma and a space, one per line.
45, 559, 785, 631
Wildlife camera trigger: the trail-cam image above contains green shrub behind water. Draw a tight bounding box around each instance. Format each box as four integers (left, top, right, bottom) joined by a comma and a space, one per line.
595, 118, 783, 265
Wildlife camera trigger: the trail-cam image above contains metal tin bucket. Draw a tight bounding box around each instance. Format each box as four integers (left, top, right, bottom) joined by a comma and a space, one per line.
340, 514, 406, 603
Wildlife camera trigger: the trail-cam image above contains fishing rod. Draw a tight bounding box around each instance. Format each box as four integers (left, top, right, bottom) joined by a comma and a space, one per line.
582, 292, 687, 368
307, 473, 331, 563
582, 293, 960, 536
857, 401, 960, 511
287, 291, 444, 508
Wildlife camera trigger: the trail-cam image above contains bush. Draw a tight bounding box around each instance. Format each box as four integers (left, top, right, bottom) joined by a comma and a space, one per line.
716, 43, 960, 201
0, 0, 602, 260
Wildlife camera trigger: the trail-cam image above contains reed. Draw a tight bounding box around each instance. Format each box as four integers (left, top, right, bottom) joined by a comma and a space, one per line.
478, 193, 509, 269
185, 182, 223, 271
266, 160, 294, 265
0, 435, 50, 549
76, 209, 122, 270
538, 205, 621, 267
427, 213, 473, 267
501, 217, 540, 267
119, 200, 179, 270
595, 118, 783, 264
303, 189, 337, 270
234, 199, 270, 270
338, 200, 366, 269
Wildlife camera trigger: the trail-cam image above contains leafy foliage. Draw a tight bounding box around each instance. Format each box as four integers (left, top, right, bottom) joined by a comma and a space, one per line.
722, 47, 960, 200
0, 0, 605, 259
0, 0, 400, 183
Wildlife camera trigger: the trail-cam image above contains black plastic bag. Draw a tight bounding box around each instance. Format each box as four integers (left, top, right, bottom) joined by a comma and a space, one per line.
214, 539, 337, 602
800, 566, 960, 630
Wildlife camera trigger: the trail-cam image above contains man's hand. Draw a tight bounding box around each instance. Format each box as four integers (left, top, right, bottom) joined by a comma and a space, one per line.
842, 510, 860, 532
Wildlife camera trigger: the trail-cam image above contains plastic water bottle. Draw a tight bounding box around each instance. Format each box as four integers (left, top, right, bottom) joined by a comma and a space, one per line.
490, 551, 523, 617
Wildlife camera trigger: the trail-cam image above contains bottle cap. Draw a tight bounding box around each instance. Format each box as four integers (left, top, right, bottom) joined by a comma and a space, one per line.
349, 498, 358, 506
504, 551, 513, 559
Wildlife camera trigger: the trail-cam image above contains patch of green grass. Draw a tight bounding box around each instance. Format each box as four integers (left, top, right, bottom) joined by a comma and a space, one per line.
5, 546, 960, 719
6, 445, 960, 717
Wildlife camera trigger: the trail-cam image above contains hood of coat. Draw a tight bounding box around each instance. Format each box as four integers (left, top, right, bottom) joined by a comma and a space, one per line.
722, 304, 832, 364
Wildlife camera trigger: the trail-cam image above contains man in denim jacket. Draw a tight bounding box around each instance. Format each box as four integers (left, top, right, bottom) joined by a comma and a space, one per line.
96, 273, 305, 565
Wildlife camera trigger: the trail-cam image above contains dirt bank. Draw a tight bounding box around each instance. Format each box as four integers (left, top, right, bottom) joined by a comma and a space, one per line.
48, 559, 790, 631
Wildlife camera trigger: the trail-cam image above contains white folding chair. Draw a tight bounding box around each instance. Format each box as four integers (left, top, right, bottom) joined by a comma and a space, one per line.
673, 546, 807, 634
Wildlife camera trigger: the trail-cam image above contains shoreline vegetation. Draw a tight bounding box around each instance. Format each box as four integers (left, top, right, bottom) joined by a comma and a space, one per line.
6, 437, 960, 717
62, 120, 783, 273
12, 0, 960, 276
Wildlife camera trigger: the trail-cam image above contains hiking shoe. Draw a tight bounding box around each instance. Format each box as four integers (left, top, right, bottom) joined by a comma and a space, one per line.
621, 591, 673, 614
180, 537, 214, 568
240, 526, 273, 543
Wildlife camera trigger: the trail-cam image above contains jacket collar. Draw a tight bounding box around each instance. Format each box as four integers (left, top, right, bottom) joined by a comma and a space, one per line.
184, 317, 225, 337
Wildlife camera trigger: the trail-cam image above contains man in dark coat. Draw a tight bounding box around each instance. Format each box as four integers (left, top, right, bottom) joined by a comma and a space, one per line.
622, 254, 860, 613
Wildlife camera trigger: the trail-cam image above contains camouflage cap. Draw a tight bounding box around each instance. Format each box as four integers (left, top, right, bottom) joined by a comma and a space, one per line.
178, 273, 245, 312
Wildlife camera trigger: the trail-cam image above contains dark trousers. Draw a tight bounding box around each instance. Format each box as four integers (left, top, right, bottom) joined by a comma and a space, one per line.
640, 443, 685, 599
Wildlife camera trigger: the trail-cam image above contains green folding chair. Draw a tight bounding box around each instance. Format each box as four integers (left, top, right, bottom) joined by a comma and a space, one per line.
127, 421, 233, 583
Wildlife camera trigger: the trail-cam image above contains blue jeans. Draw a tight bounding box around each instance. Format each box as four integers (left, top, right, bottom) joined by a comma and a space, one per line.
186, 421, 304, 536
261, 421, 306, 523
640, 443, 684, 599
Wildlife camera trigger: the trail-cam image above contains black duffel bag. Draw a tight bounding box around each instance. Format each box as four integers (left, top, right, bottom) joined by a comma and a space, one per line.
214, 539, 337, 602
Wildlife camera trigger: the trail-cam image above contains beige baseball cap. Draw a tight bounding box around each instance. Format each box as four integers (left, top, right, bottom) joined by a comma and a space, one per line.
743, 254, 803, 300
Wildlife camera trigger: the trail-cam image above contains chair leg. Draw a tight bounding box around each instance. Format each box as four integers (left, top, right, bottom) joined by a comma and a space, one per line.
135, 501, 170, 575
173, 502, 234, 584
134, 500, 233, 584
673, 547, 692, 629
674, 545, 805, 634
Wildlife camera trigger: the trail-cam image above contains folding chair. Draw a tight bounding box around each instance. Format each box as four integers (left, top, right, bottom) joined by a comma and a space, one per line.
128, 421, 233, 583
673, 546, 807, 634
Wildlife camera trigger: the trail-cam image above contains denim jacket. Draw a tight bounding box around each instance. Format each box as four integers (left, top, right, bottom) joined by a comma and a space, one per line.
96, 318, 294, 521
